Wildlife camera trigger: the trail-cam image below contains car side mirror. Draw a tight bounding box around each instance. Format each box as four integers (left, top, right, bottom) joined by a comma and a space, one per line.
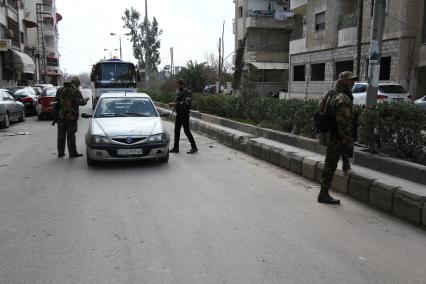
81, 113, 92, 118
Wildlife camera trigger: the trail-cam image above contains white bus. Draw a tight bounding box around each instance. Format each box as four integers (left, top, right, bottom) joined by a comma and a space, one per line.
90, 59, 138, 109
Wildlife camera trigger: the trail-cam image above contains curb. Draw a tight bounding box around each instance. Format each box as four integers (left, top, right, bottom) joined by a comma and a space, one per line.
158, 106, 426, 228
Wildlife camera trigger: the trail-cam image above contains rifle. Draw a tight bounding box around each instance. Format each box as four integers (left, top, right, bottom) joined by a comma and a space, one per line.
51, 100, 59, 126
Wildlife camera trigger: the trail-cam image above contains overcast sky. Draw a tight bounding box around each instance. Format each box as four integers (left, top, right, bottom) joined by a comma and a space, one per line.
57, 0, 235, 75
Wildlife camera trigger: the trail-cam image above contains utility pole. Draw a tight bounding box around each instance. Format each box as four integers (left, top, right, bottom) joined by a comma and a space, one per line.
218, 37, 221, 94
144, 0, 150, 90
356, 0, 363, 78
170, 47, 174, 79
366, 0, 386, 106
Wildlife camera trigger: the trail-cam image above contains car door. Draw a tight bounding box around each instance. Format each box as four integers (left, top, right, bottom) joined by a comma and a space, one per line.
0, 91, 5, 119
4, 91, 19, 119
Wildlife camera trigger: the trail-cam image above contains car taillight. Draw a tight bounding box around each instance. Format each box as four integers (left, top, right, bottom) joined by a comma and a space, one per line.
22, 97, 33, 102
408, 95, 412, 99
377, 94, 388, 100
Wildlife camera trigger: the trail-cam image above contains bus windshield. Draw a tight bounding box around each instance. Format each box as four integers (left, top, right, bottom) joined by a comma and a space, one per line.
92, 62, 136, 83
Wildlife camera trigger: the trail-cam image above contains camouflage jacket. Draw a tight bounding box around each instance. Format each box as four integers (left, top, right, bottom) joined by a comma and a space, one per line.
174, 88, 192, 115
55, 83, 87, 121
319, 82, 354, 146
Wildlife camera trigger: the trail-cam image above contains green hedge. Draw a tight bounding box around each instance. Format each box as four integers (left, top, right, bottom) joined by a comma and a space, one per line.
147, 90, 426, 165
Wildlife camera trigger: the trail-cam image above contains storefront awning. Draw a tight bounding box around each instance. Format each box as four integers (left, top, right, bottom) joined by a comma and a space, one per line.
248, 62, 289, 70
12, 50, 35, 74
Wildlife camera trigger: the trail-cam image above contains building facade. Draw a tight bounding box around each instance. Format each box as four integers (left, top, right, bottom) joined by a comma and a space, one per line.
0, 0, 61, 87
288, 0, 424, 99
233, 0, 294, 96
0, 0, 37, 86
25, 0, 62, 85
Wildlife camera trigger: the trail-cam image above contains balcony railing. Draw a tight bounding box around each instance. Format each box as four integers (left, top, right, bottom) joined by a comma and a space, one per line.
338, 13, 357, 30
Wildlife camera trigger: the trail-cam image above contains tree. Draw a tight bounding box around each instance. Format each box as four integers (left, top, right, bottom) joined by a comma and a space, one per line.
177, 60, 212, 92
122, 7, 162, 72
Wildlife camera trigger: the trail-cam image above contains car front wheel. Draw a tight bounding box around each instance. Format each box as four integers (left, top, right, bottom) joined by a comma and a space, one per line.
1, 113, 10, 128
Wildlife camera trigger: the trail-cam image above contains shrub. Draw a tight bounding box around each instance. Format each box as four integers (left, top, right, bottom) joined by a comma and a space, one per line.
359, 103, 426, 165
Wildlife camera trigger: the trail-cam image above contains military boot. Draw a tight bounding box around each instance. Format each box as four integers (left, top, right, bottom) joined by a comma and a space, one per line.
318, 186, 340, 205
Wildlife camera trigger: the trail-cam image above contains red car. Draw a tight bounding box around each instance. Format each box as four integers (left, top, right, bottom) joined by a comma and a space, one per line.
37, 88, 57, 120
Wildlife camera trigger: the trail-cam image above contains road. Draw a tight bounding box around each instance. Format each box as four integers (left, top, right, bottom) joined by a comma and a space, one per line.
0, 89, 425, 284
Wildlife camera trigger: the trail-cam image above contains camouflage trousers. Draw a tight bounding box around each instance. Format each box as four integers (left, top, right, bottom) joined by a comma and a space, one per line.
57, 120, 78, 156
320, 144, 350, 189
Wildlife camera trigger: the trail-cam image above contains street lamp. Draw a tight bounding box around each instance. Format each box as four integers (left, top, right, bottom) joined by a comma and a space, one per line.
110, 33, 122, 60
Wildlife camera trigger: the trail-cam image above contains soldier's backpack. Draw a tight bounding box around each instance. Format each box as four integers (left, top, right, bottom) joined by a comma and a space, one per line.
314, 90, 337, 133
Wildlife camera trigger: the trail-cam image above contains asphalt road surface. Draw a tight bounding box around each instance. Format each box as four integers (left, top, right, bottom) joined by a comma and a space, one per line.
0, 89, 425, 284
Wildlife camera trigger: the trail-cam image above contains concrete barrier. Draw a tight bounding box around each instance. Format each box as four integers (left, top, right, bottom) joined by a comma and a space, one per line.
269, 147, 281, 166
260, 144, 271, 163
279, 150, 293, 170
393, 189, 425, 224
289, 153, 304, 175
302, 157, 319, 181
348, 173, 375, 203
368, 182, 397, 213
315, 162, 324, 183
331, 169, 351, 194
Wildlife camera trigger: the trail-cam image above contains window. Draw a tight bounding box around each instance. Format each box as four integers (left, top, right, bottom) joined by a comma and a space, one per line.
335, 60, 354, 80
315, 12, 325, 31
293, 65, 305, 81
264, 70, 283, 82
311, 63, 325, 81
239, 6, 243, 18
379, 57, 391, 80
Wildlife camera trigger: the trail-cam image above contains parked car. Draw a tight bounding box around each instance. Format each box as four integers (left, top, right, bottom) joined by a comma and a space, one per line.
82, 92, 170, 166
6, 86, 39, 116
37, 87, 57, 120
414, 95, 426, 109
352, 82, 410, 105
34, 83, 54, 91
33, 86, 43, 96
203, 84, 224, 95
0, 89, 25, 128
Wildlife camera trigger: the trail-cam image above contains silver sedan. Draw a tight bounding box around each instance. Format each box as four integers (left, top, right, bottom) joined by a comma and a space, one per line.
414, 95, 426, 109
82, 93, 170, 166
0, 89, 25, 128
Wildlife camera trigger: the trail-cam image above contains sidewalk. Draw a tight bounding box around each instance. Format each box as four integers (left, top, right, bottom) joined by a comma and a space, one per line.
158, 106, 426, 228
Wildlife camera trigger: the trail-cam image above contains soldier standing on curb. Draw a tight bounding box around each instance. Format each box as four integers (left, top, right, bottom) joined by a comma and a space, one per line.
318, 71, 357, 205
54, 77, 89, 158
168, 79, 198, 154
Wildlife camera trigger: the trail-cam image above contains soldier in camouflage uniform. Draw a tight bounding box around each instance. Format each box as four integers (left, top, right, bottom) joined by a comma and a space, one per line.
55, 77, 89, 158
318, 71, 357, 204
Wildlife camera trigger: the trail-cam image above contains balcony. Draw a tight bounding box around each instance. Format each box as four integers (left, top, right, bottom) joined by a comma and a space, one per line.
337, 13, 357, 47
290, 0, 307, 14
246, 10, 294, 30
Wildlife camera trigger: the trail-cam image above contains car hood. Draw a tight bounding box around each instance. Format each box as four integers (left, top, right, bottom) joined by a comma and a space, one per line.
91, 117, 164, 137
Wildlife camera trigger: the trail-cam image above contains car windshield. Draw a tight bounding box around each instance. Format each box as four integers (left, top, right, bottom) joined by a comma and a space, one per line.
352, 84, 367, 93
95, 97, 157, 118
379, 85, 407, 94
43, 89, 57, 97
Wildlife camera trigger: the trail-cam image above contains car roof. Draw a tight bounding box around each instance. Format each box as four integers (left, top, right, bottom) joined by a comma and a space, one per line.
99, 92, 151, 99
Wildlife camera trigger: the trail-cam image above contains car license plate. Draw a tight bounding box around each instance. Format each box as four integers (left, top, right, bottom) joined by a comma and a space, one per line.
117, 149, 143, 156
392, 98, 404, 102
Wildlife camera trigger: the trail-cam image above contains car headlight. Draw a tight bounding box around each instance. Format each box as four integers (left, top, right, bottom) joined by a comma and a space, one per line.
89, 135, 110, 144
148, 133, 167, 143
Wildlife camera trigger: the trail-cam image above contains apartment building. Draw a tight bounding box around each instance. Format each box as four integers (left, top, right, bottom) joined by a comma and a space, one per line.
0, 0, 37, 86
289, 0, 424, 99
25, 0, 62, 85
233, 0, 294, 95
